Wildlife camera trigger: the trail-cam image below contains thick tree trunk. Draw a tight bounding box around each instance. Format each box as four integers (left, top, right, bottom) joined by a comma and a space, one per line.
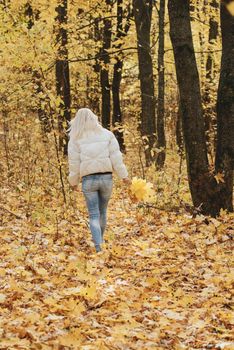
215, 2, 234, 212
168, 0, 233, 216
156, 0, 166, 168
168, 0, 216, 214
55, 0, 71, 155
112, 1, 132, 151
133, 0, 156, 165
99, 0, 112, 129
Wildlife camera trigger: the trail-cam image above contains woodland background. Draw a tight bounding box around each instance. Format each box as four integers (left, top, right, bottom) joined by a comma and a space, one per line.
0, 0, 233, 349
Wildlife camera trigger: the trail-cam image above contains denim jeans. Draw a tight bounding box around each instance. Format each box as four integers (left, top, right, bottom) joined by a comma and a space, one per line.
82, 173, 113, 252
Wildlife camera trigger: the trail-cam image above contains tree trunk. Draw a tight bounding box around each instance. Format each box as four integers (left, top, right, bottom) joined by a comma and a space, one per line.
55, 0, 71, 155
206, 0, 219, 82
215, 2, 234, 212
87, 17, 100, 115
99, 0, 112, 129
112, 1, 132, 151
24, 4, 48, 132
33, 70, 51, 133
156, 0, 166, 168
176, 101, 183, 153
168, 0, 233, 216
133, 0, 156, 166
204, 0, 219, 156
168, 0, 216, 214
112, 0, 124, 150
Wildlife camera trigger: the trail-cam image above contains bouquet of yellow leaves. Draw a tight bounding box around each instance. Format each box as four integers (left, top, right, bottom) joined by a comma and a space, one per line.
129, 177, 155, 203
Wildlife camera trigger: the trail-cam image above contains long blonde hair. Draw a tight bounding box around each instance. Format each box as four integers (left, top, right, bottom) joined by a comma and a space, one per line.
68, 108, 102, 140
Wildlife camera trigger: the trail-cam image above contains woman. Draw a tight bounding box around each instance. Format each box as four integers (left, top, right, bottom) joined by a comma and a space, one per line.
68, 108, 129, 253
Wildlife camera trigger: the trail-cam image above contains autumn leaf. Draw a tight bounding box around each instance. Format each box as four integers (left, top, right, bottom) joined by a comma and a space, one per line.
130, 177, 155, 202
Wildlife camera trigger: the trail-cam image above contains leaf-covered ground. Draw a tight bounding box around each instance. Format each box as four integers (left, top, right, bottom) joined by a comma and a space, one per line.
0, 184, 233, 350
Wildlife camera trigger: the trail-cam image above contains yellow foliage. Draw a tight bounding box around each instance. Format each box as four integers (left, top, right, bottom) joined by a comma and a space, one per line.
130, 177, 155, 203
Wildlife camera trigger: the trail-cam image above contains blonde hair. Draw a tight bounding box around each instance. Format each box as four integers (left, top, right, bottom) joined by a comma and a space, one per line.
68, 108, 102, 140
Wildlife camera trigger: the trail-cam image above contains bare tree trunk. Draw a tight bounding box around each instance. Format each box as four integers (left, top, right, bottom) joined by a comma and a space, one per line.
112, 1, 132, 151
24, 3, 49, 133
168, 0, 233, 216
86, 17, 100, 115
99, 0, 112, 128
204, 0, 219, 155
215, 2, 234, 212
55, 0, 71, 155
133, 0, 156, 166
206, 0, 219, 82
168, 0, 215, 214
112, 0, 124, 150
156, 0, 166, 168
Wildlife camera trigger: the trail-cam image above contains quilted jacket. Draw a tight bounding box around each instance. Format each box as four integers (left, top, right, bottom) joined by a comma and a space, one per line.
68, 128, 128, 186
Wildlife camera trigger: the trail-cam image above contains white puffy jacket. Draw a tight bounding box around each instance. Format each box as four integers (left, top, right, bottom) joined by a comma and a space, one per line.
68, 128, 128, 186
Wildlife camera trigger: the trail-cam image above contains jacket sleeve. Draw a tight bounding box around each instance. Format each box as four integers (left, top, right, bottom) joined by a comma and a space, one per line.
68, 138, 80, 186
109, 132, 128, 179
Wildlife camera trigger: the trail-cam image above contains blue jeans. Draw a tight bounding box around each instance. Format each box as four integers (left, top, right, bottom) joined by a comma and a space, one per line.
82, 173, 113, 252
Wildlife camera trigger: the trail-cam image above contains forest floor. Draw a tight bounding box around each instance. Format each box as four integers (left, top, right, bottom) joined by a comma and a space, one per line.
0, 181, 233, 350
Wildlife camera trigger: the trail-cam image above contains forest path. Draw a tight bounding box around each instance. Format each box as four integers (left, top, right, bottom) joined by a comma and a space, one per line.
0, 185, 233, 349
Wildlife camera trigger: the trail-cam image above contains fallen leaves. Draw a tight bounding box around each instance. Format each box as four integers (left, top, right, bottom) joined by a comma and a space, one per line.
0, 183, 233, 349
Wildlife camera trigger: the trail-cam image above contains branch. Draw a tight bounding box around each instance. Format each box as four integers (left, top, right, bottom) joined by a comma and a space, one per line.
69, 47, 138, 63
76, 15, 133, 32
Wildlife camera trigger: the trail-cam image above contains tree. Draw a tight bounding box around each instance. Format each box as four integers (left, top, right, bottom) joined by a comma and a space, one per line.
204, 0, 219, 155
168, 0, 233, 216
156, 0, 166, 168
55, 0, 71, 154
133, 0, 156, 165
206, 0, 219, 82
215, 1, 234, 212
99, 0, 113, 129
112, 0, 132, 151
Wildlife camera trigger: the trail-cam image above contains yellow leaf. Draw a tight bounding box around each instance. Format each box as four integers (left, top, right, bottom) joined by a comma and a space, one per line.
58, 328, 83, 347
130, 177, 155, 203
80, 284, 97, 300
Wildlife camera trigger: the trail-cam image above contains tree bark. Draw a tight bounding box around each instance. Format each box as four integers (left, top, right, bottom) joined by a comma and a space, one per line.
55, 0, 71, 155
206, 0, 219, 82
168, 0, 216, 214
112, 1, 132, 151
99, 0, 112, 129
112, 0, 124, 150
168, 0, 233, 216
215, 2, 234, 212
133, 0, 156, 165
156, 0, 166, 168
204, 0, 219, 155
